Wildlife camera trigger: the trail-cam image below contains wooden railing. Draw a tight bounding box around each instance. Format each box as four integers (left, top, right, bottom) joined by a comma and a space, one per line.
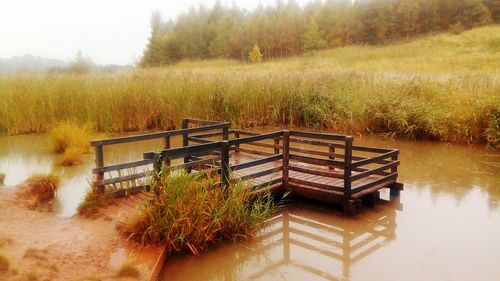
90, 119, 230, 194
90, 118, 402, 214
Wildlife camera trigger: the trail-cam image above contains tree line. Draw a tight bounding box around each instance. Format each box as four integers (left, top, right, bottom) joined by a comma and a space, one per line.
141, 0, 499, 66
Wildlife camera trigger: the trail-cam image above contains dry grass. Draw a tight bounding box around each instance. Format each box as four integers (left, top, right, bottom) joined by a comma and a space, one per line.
24, 174, 59, 202
49, 121, 94, 166
77, 186, 113, 218
0, 173, 5, 185
0, 25, 498, 147
123, 170, 276, 255
115, 263, 140, 279
0, 254, 9, 272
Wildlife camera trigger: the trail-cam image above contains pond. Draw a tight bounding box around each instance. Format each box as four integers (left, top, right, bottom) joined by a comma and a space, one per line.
0, 133, 498, 280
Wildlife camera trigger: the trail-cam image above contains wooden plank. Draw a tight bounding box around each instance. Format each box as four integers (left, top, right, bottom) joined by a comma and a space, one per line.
191, 131, 224, 138
228, 131, 283, 146
159, 141, 222, 159
288, 177, 343, 192
95, 144, 104, 193
289, 154, 344, 167
240, 166, 283, 181
253, 178, 282, 190
282, 130, 290, 187
90, 122, 229, 146
351, 173, 398, 195
168, 156, 220, 171
288, 165, 343, 179
187, 136, 213, 144
289, 146, 330, 157
350, 161, 399, 181
237, 147, 275, 157
351, 150, 398, 168
352, 145, 394, 153
289, 137, 345, 149
231, 154, 283, 170
99, 172, 149, 186
92, 159, 154, 174
290, 130, 348, 141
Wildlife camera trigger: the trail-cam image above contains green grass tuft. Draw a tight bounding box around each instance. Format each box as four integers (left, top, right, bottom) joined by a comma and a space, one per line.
122, 170, 276, 255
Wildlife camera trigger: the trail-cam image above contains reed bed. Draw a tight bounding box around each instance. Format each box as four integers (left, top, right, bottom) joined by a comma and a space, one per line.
0, 26, 498, 147
122, 170, 275, 255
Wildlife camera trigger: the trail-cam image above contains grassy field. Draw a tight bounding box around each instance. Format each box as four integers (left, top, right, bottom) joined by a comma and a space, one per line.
0, 25, 498, 147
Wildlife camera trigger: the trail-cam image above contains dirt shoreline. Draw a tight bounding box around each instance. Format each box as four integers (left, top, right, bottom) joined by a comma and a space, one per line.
0, 186, 164, 281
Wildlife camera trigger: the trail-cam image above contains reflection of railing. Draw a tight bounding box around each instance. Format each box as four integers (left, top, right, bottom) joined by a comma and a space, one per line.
243, 204, 399, 281
90, 118, 404, 214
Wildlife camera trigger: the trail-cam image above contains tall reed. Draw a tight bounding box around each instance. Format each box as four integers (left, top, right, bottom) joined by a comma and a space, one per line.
122, 170, 275, 255
0, 26, 498, 147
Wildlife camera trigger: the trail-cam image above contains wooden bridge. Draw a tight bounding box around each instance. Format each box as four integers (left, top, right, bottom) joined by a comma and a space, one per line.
90, 118, 403, 215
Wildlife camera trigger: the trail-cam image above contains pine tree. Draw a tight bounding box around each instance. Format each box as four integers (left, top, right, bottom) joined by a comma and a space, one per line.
248, 44, 263, 63
303, 17, 327, 52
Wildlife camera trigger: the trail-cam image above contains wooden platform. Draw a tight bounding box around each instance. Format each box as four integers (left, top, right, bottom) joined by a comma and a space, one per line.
91, 118, 404, 215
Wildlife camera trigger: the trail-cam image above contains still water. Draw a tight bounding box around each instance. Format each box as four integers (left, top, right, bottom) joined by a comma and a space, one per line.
160, 135, 500, 281
0, 133, 499, 280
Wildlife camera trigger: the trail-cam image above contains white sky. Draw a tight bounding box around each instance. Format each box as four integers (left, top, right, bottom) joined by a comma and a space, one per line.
0, 0, 313, 65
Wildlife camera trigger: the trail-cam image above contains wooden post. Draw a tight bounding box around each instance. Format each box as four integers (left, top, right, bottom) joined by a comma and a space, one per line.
222, 125, 229, 140
234, 131, 240, 152
182, 119, 189, 164
163, 134, 171, 167
343, 136, 353, 215
390, 150, 400, 197
274, 137, 280, 154
95, 143, 105, 193
282, 131, 290, 188
328, 144, 335, 170
220, 140, 230, 189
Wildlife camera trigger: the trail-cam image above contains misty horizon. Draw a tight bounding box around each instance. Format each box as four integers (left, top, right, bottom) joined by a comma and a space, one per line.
0, 0, 313, 65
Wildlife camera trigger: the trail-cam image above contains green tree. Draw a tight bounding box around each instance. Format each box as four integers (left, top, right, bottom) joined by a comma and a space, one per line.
396, 0, 421, 40
303, 17, 327, 52
248, 44, 263, 63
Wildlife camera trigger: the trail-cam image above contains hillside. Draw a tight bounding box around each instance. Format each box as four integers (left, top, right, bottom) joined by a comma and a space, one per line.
169, 25, 500, 74
0, 25, 498, 148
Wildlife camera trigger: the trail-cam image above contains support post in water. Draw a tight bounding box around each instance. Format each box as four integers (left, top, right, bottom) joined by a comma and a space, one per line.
343, 136, 353, 215
95, 143, 105, 193
282, 130, 290, 188
220, 140, 230, 189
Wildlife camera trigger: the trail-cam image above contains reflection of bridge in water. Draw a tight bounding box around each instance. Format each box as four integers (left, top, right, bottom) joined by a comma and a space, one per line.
162, 199, 401, 281
249, 202, 399, 280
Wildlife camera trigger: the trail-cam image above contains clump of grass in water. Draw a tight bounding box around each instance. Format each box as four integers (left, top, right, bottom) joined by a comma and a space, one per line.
122, 170, 276, 255
49, 121, 94, 166
77, 186, 112, 218
23, 174, 59, 203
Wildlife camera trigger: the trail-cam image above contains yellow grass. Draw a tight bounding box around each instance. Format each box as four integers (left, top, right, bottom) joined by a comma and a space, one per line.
0, 25, 498, 147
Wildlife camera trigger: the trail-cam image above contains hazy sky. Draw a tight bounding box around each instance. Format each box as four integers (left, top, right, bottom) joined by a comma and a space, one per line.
0, 0, 312, 65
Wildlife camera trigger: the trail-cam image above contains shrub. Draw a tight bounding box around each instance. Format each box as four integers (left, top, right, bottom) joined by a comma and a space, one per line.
122, 170, 275, 255
24, 174, 59, 202
77, 186, 111, 218
49, 121, 92, 154
60, 146, 86, 166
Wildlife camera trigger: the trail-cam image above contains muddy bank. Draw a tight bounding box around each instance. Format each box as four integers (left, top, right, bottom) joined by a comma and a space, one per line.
0, 186, 164, 281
